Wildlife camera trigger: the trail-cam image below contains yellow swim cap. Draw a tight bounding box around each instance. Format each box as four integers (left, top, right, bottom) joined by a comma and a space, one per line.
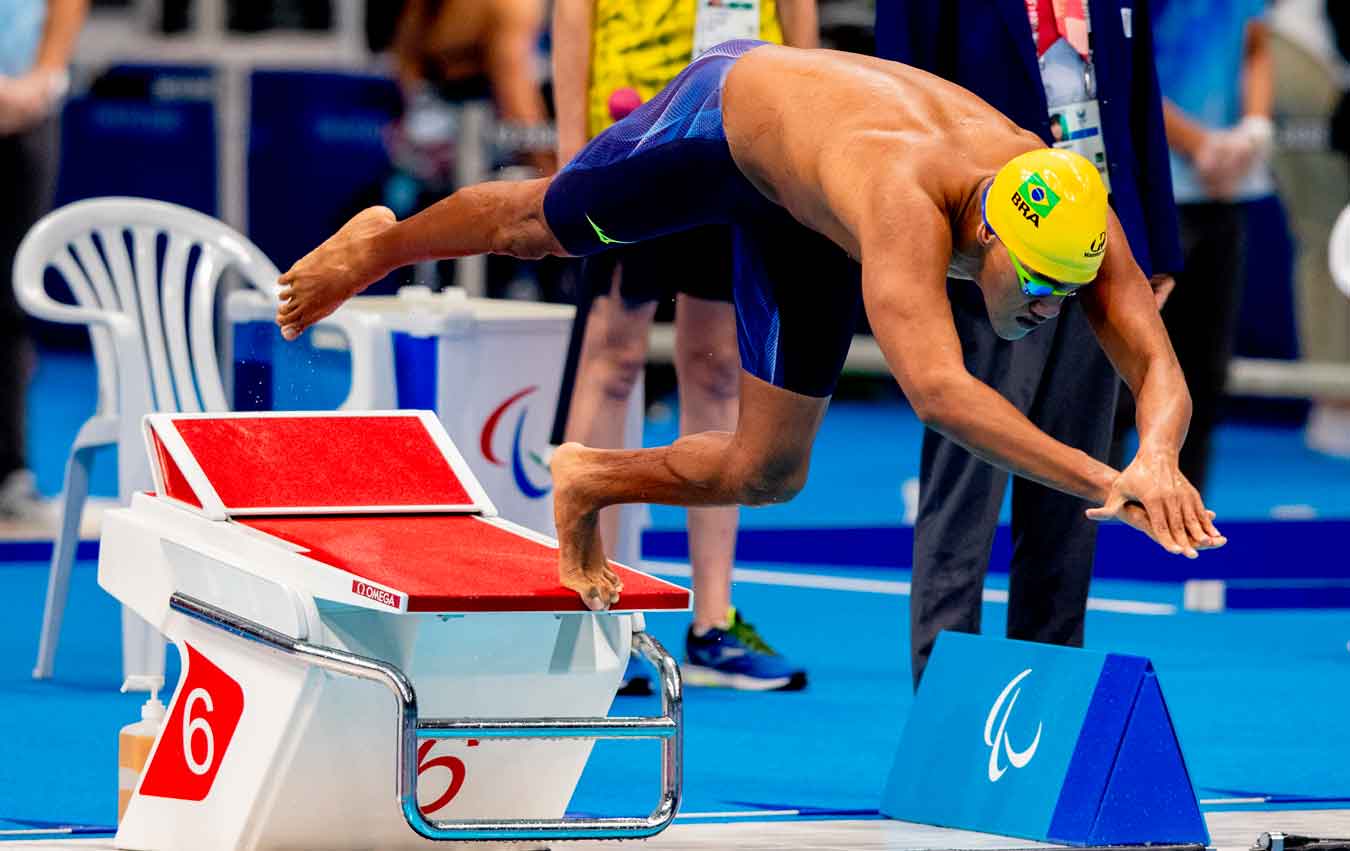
984, 149, 1108, 285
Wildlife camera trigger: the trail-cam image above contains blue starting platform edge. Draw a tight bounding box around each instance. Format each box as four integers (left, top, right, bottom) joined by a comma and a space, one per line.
881, 632, 1208, 847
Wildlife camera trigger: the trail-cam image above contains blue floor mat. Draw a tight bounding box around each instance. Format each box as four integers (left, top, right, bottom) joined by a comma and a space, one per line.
3, 559, 1346, 828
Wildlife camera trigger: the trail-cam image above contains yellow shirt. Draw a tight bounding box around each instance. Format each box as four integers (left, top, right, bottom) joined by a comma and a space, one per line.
587, 0, 782, 138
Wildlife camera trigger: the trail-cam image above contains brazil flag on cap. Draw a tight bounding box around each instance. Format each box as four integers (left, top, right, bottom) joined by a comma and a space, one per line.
1019, 174, 1060, 219
987, 149, 1109, 285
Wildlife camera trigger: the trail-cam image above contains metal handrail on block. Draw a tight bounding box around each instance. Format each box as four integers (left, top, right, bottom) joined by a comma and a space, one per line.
169, 593, 683, 842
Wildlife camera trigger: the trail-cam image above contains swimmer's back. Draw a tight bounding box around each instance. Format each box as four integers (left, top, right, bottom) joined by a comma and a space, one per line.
722, 45, 1043, 254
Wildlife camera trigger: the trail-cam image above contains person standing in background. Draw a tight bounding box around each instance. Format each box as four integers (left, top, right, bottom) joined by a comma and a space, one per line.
0, 0, 87, 520
1114, 0, 1275, 493
1274, 0, 1350, 458
390, 0, 556, 190
377, 0, 556, 295
875, 0, 1183, 687
552, 0, 817, 692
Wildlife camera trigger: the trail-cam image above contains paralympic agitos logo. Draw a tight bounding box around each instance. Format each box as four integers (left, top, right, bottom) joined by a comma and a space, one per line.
983, 668, 1043, 783
479, 386, 553, 499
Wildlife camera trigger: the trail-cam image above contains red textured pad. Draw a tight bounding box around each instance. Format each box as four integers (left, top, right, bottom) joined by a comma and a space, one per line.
172, 416, 473, 510
239, 514, 690, 612
151, 430, 202, 508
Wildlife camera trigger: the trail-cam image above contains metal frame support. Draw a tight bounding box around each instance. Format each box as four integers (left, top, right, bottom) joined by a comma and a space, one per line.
169, 593, 682, 842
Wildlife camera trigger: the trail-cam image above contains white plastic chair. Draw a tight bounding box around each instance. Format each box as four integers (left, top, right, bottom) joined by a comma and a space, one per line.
15, 197, 394, 680
1330, 204, 1350, 301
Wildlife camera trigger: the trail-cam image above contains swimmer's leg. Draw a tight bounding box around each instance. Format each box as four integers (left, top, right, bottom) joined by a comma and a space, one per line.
280, 44, 761, 339
552, 372, 827, 610
278, 178, 561, 339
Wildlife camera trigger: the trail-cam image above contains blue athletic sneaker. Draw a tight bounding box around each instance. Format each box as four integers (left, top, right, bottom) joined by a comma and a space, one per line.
683, 608, 807, 691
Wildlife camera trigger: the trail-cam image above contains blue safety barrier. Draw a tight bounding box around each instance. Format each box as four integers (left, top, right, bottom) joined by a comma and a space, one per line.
393, 332, 439, 410
642, 520, 1350, 582
881, 632, 1208, 847
247, 70, 402, 288
30, 65, 217, 349
1226, 581, 1350, 609
228, 320, 351, 412
233, 320, 274, 412
56, 64, 217, 214
1188, 579, 1350, 611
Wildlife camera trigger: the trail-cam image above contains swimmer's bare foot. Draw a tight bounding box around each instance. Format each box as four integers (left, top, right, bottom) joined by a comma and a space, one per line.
276, 206, 398, 341
552, 442, 624, 611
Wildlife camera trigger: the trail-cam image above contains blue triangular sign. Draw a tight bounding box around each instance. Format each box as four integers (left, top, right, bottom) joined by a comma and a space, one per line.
1086, 668, 1209, 845
882, 636, 1208, 846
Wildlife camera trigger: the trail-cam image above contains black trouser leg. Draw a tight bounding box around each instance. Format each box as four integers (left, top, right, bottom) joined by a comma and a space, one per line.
1164, 203, 1246, 493
912, 283, 1114, 687
1006, 300, 1118, 648
911, 423, 1008, 688
912, 282, 1040, 686
0, 119, 58, 480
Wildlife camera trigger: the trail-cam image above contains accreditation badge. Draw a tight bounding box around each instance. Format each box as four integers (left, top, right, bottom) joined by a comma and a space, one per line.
1049, 99, 1112, 193
693, 0, 761, 59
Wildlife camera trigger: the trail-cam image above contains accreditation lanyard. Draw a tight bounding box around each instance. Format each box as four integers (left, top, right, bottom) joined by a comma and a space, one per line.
693, 0, 761, 59
1024, 0, 1113, 192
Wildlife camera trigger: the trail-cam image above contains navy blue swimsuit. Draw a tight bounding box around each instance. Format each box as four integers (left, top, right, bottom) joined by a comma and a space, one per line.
543, 40, 860, 398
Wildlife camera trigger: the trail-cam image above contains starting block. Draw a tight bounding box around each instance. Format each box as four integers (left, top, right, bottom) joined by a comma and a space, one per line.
99, 411, 691, 849
882, 632, 1209, 847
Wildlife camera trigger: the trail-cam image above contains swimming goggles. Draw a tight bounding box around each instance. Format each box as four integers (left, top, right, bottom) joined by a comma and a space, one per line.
981, 185, 1085, 299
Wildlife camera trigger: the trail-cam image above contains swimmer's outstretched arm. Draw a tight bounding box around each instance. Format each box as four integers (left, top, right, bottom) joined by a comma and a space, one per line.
1078, 211, 1225, 549
858, 200, 1220, 558
276, 178, 562, 339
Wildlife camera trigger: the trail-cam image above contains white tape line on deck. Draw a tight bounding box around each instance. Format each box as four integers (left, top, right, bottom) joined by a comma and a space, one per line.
640, 562, 1177, 616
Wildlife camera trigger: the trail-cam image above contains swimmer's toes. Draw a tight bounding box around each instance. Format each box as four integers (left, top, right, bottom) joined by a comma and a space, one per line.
561, 569, 601, 600
278, 299, 303, 322
585, 585, 609, 611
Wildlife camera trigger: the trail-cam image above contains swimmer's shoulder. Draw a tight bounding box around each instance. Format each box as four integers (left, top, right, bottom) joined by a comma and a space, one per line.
732, 44, 906, 89
735, 45, 1020, 139
737, 45, 952, 87
489, 0, 546, 32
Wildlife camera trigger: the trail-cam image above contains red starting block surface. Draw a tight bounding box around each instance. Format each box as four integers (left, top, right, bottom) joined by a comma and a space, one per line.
146, 411, 493, 516
242, 513, 686, 612
141, 412, 690, 613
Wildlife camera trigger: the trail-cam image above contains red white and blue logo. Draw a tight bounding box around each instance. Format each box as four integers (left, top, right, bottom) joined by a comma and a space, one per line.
479, 386, 552, 499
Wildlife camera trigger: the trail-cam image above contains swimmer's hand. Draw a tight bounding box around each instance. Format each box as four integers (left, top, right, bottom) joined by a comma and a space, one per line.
276, 206, 397, 341
1086, 451, 1226, 558
1103, 502, 1225, 559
